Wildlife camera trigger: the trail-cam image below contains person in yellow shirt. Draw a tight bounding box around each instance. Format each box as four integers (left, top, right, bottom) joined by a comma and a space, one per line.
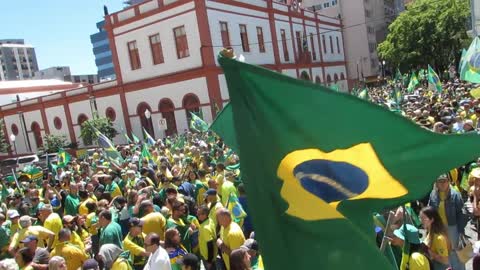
50, 228, 89, 270
123, 218, 149, 270
220, 172, 238, 206
140, 200, 166, 241
216, 208, 245, 270
390, 224, 430, 270
62, 215, 85, 250
99, 244, 133, 270
78, 190, 96, 216
197, 206, 216, 270
37, 204, 62, 248
420, 207, 450, 270
206, 189, 223, 227
215, 163, 226, 186
9, 216, 54, 256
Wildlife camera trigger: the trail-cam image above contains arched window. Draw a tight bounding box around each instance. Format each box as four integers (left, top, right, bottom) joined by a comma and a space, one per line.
77, 114, 88, 126
326, 74, 332, 83
315, 76, 321, 84
105, 107, 116, 121
300, 71, 310, 81
11, 124, 19, 136
136, 102, 154, 138
53, 117, 62, 130
159, 98, 177, 136
183, 94, 200, 131
31, 122, 42, 148
334, 73, 339, 82
340, 72, 345, 80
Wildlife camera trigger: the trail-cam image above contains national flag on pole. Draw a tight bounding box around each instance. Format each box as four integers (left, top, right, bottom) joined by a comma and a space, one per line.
124, 133, 133, 144
131, 133, 140, 144
190, 112, 209, 132
394, 68, 403, 84
22, 165, 43, 183
57, 149, 71, 168
94, 129, 124, 166
427, 65, 442, 92
10, 168, 23, 195
216, 53, 480, 269
140, 143, 153, 166
460, 37, 480, 83
393, 87, 402, 105
226, 192, 247, 223
143, 128, 156, 146
407, 71, 419, 93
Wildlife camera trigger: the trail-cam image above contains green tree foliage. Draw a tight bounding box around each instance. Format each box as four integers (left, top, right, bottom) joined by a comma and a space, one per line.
79, 116, 118, 146
378, 0, 471, 72
42, 134, 69, 153
0, 120, 10, 153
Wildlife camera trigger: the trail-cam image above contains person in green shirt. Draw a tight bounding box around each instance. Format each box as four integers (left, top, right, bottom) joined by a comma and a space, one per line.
166, 201, 195, 252
64, 183, 80, 216
98, 209, 124, 249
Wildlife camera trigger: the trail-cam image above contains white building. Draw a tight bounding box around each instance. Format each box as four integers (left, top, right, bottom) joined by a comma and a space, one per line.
0, 0, 347, 156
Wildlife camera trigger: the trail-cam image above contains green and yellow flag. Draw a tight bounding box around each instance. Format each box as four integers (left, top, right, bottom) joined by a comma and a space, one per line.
407, 72, 419, 93
217, 54, 480, 269
226, 193, 247, 223
140, 143, 153, 166
190, 112, 209, 132
95, 129, 124, 166
460, 37, 480, 83
427, 65, 442, 92
57, 149, 71, 168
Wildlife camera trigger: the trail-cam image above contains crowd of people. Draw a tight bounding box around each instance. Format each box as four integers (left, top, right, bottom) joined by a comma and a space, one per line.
0, 131, 262, 270
1, 73, 480, 270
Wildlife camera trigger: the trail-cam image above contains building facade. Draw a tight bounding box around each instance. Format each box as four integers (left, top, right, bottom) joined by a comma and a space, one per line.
0, 0, 347, 157
0, 39, 39, 81
34, 67, 72, 81
303, 0, 405, 87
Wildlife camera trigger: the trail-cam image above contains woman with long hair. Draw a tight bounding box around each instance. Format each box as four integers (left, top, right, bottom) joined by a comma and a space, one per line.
164, 228, 188, 270
230, 248, 251, 270
420, 206, 450, 270
48, 256, 67, 270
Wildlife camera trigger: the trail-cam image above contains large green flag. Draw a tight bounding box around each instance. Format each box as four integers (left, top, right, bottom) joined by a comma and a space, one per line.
218, 54, 480, 270
407, 72, 419, 93
190, 112, 209, 132
427, 65, 442, 92
211, 103, 238, 152
394, 68, 403, 84
460, 37, 480, 83
57, 149, 71, 168
140, 143, 153, 167
131, 133, 140, 144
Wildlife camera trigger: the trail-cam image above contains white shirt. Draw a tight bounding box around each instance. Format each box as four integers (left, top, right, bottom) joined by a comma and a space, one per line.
144, 246, 171, 270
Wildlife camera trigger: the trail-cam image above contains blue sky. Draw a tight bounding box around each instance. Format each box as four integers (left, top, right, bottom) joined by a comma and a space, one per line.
2, 0, 126, 75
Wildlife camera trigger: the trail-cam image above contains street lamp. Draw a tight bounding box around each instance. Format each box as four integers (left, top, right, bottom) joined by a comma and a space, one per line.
9, 134, 16, 155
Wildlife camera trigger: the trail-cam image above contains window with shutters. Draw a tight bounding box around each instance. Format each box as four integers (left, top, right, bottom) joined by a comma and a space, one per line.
336, 36, 341, 54
329, 36, 334, 54
310, 33, 316, 60
257, 27, 265, 53
149, 34, 164, 65
322, 35, 327, 54
239, 24, 250, 52
173, 26, 190, 59
220, 22, 230, 47
127, 41, 141, 70
280, 29, 289, 61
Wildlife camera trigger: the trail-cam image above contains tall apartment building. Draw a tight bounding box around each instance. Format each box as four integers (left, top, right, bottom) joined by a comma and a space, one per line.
303, 0, 405, 86
90, 20, 116, 81
0, 39, 39, 81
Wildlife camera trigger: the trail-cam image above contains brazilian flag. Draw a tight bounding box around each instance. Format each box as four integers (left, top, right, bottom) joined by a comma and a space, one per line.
407, 71, 419, 93
427, 65, 442, 92
140, 143, 153, 166
57, 149, 71, 168
190, 112, 209, 132
95, 128, 124, 166
460, 37, 480, 83
216, 53, 480, 270
226, 193, 247, 223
